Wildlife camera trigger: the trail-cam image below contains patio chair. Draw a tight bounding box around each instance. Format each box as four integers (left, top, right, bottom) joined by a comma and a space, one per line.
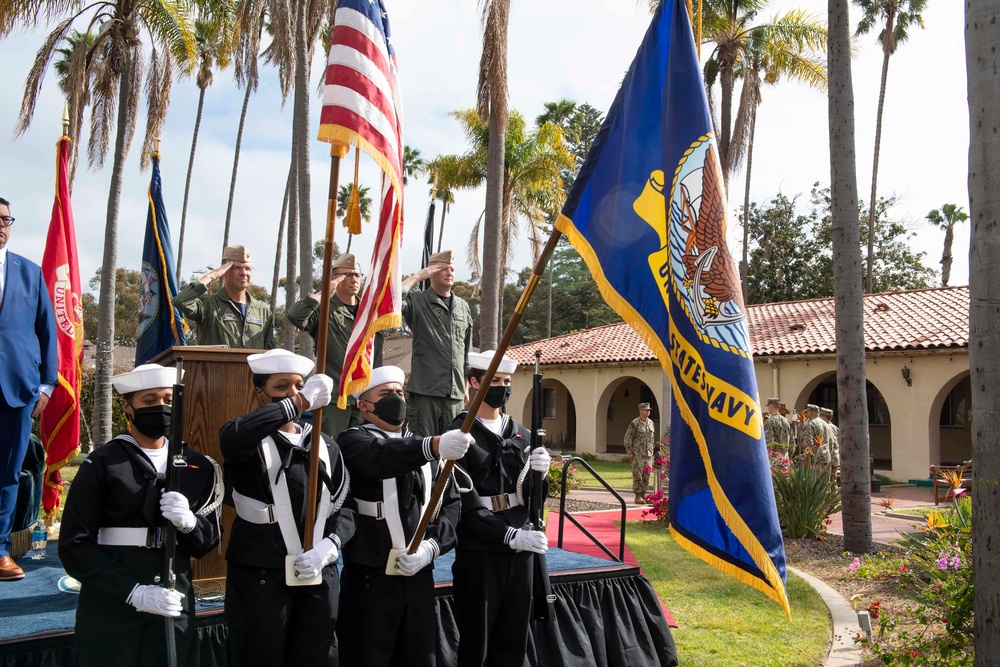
930, 464, 970, 505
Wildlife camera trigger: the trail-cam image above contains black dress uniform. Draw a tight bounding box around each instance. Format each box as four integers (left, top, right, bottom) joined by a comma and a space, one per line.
336, 423, 461, 667
450, 411, 547, 667
59, 435, 221, 667
220, 397, 353, 667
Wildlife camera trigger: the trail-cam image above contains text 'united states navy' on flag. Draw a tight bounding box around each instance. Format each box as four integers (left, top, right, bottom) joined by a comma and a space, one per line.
554, 0, 790, 615
318, 0, 403, 407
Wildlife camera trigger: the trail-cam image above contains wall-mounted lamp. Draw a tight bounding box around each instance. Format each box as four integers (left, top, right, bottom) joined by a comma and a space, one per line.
901, 366, 912, 387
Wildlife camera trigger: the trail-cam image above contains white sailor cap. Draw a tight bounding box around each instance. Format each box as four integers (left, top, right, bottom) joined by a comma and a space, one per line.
353, 365, 406, 398
468, 350, 517, 375
247, 349, 315, 377
112, 364, 180, 395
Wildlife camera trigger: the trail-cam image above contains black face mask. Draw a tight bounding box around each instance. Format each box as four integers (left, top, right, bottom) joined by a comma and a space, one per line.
130, 405, 172, 439
483, 385, 512, 409
372, 393, 406, 426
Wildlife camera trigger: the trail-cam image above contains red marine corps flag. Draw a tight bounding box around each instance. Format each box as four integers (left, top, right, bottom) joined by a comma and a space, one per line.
40, 131, 84, 516
317, 0, 404, 407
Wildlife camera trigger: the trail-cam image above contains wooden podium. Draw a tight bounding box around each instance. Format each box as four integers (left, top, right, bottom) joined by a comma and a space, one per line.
152, 346, 260, 587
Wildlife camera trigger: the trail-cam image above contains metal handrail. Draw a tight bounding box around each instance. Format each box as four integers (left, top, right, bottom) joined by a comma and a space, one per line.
557, 456, 628, 562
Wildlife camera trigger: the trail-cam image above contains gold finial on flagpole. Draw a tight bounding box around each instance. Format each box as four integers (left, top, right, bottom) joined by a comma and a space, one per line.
155, 137, 161, 157
62, 102, 70, 137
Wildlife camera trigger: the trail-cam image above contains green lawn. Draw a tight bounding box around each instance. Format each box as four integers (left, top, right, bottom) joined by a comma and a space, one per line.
629, 521, 829, 667
571, 458, 634, 490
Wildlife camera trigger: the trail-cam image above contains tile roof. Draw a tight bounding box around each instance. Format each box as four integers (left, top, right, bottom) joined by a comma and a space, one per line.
508, 285, 969, 365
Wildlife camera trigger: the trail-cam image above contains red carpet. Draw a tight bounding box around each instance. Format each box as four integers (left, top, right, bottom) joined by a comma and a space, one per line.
547, 508, 678, 627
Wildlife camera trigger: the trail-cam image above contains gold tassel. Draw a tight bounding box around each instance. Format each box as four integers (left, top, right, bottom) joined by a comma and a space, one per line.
344, 146, 362, 236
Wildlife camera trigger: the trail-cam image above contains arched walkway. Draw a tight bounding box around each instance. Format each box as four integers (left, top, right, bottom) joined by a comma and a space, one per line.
929, 372, 972, 466
802, 373, 893, 468
521, 379, 577, 451
596, 376, 660, 455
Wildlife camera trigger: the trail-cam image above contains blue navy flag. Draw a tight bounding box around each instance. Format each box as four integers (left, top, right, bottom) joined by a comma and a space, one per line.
135, 152, 186, 365
555, 0, 789, 614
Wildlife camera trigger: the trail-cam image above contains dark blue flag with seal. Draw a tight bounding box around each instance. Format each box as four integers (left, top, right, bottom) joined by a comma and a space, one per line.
135, 151, 187, 365
555, 0, 789, 615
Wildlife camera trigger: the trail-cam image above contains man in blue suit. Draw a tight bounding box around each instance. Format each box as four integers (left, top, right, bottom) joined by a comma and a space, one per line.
0, 196, 57, 581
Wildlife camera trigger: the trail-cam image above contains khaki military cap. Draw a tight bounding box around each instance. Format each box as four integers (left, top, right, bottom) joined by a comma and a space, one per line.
333, 253, 359, 271
222, 245, 252, 263
428, 250, 454, 265
638, 402, 651, 410
766, 397, 781, 406
820, 407, 834, 417
805, 403, 820, 412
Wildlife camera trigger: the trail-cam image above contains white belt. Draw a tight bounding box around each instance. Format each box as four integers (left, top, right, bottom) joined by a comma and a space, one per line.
481, 492, 521, 512
356, 499, 385, 520
97, 527, 163, 548
232, 490, 285, 525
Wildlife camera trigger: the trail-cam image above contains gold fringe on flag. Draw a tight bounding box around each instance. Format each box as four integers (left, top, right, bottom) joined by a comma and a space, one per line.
344, 146, 362, 236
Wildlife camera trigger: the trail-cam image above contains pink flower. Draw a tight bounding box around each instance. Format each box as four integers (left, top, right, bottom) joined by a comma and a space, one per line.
847, 557, 860, 573
898, 565, 908, 572
643, 465, 652, 474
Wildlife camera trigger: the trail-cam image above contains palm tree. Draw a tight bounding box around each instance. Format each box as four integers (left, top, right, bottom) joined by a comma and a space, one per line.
966, 1, 1000, 653
336, 183, 372, 253
697, 1, 827, 191
926, 204, 968, 287
854, 0, 926, 293
51, 30, 99, 189
477, 0, 511, 350
440, 109, 573, 303
737, 32, 827, 296
828, 0, 872, 555
177, 18, 234, 281
223, 0, 267, 251
435, 186, 455, 254
403, 145, 426, 186
425, 154, 460, 253
6, 0, 200, 448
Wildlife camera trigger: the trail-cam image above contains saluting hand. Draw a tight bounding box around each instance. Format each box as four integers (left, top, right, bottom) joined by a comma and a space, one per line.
199, 261, 234, 286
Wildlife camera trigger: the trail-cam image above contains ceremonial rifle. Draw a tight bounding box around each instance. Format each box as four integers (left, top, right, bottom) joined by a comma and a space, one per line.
162, 358, 186, 667
529, 351, 556, 622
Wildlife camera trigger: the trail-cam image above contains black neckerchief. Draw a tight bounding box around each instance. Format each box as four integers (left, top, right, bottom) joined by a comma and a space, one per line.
272, 426, 334, 494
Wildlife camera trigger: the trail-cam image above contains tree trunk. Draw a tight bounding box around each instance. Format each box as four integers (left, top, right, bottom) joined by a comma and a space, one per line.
271, 165, 292, 315
941, 224, 954, 287
293, 2, 314, 358
480, 108, 505, 351
177, 86, 206, 282
741, 105, 757, 301
866, 49, 891, 294
224, 79, 254, 252
346, 234, 353, 253
966, 1, 1000, 660
436, 201, 448, 253
828, 0, 872, 554
719, 63, 734, 190
285, 144, 299, 351
92, 59, 131, 448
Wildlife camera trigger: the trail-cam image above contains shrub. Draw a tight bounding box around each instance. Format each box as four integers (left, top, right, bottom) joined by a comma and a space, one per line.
547, 458, 581, 498
578, 451, 600, 463
772, 457, 840, 539
641, 455, 670, 524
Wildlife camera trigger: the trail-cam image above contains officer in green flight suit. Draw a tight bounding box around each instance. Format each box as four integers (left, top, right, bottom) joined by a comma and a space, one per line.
400, 250, 474, 437
173, 245, 275, 350
287, 253, 384, 438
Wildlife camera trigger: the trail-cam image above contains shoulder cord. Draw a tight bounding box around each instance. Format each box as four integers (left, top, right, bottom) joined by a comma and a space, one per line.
194, 456, 225, 517
328, 455, 351, 517
515, 457, 531, 507
451, 463, 475, 494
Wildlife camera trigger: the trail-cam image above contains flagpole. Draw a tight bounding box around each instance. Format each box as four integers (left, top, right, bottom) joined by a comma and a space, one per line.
304, 143, 348, 548
408, 229, 563, 553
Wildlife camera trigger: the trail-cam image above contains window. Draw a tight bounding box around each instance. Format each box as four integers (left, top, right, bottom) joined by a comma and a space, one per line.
543, 388, 557, 420
940, 378, 971, 427
866, 382, 891, 426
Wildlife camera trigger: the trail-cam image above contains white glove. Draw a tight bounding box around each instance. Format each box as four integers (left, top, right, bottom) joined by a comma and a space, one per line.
395, 540, 436, 576
438, 429, 473, 460
160, 491, 196, 533
529, 447, 551, 474
509, 529, 549, 555
128, 584, 184, 617
300, 374, 334, 410
294, 537, 339, 579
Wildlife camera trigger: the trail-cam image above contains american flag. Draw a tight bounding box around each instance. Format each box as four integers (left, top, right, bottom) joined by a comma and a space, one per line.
317, 0, 404, 407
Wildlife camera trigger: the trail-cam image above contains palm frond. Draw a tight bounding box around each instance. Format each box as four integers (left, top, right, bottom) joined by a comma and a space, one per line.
87, 39, 119, 169
14, 17, 77, 138
477, 0, 509, 130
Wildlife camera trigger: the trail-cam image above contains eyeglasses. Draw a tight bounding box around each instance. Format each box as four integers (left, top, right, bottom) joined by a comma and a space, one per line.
335, 272, 362, 279
0, 216, 14, 227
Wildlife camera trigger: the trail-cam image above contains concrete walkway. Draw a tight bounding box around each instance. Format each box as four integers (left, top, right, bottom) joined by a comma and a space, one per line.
561, 483, 945, 667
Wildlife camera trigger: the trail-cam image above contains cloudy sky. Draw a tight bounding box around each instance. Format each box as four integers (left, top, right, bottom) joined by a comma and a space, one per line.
0, 0, 970, 298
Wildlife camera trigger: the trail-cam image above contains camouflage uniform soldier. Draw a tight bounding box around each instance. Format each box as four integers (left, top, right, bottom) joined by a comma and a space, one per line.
799, 404, 831, 465
763, 398, 792, 454
820, 407, 840, 471
287, 253, 384, 438
623, 402, 657, 504
173, 245, 275, 349
400, 250, 473, 437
